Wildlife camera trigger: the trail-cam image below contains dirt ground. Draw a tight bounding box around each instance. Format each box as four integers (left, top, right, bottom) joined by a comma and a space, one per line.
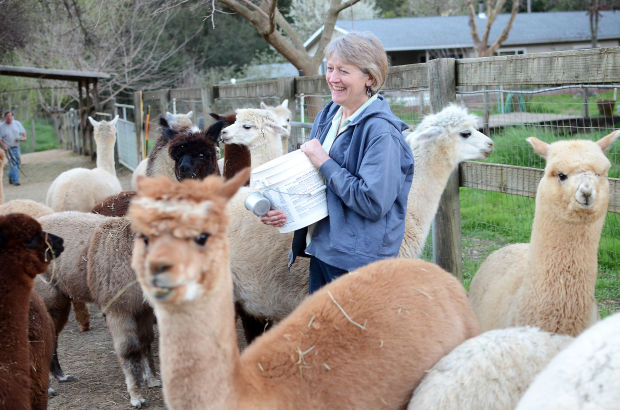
3, 150, 167, 409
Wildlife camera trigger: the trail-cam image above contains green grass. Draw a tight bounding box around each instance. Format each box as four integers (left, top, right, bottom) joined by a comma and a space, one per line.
19, 118, 60, 153
456, 125, 620, 317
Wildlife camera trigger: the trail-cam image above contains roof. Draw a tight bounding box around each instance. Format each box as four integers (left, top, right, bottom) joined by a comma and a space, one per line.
0, 65, 110, 82
305, 10, 620, 51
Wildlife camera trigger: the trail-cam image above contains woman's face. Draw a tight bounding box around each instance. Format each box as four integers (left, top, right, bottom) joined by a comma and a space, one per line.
325, 56, 373, 115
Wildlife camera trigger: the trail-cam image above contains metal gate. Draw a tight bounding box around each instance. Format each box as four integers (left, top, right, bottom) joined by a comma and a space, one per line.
114, 103, 140, 171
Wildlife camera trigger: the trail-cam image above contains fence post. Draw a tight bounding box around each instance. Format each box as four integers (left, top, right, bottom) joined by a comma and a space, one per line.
277, 77, 297, 151
133, 91, 144, 159
428, 58, 462, 280
201, 87, 214, 128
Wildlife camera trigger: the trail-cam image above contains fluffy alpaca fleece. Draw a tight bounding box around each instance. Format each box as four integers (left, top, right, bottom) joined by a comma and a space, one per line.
407, 327, 573, 410
516, 311, 620, 410
400, 104, 494, 257
35, 211, 158, 407
469, 131, 619, 336
260, 99, 292, 154
46, 116, 122, 212
0, 199, 54, 219
0, 213, 64, 410
91, 190, 137, 216
226, 104, 493, 343
144, 111, 197, 181
128, 172, 481, 410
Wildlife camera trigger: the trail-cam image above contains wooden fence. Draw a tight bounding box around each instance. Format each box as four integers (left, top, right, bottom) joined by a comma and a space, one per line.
133, 47, 620, 278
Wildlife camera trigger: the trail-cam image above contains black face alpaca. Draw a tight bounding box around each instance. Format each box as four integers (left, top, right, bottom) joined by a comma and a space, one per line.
0, 215, 64, 270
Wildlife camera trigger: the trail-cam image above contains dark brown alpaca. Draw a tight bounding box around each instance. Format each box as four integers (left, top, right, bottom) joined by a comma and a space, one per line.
0, 213, 64, 409
211, 112, 252, 185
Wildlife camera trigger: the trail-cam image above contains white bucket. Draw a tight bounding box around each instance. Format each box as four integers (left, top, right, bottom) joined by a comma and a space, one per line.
250, 149, 328, 233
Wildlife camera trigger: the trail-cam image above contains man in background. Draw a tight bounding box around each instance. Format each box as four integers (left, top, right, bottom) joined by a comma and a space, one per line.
0, 111, 27, 186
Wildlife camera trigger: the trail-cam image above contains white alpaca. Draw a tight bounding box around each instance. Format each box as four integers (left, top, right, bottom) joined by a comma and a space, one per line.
469, 131, 618, 336
0, 199, 53, 219
128, 171, 481, 410
228, 104, 494, 334
516, 312, 620, 410
261, 99, 291, 153
407, 327, 573, 410
46, 116, 122, 212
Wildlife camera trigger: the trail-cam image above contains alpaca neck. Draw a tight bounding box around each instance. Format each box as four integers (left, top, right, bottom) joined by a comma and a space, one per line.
96, 138, 116, 176
249, 133, 283, 169
155, 265, 242, 409
525, 207, 605, 334
400, 148, 455, 258
0, 274, 33, 387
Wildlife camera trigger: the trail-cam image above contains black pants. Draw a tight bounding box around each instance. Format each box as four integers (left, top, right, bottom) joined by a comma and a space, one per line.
308, 256, 348, 294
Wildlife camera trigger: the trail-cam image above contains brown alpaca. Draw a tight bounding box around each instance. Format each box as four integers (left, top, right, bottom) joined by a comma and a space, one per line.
91, 190, 137, 216
469, 131, 619, 336
210, 112, 252, 184
0, 213, 64, 409
128, 172, 481, 409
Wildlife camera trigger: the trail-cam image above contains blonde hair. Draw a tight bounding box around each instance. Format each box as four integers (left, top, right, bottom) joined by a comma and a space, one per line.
325, 32, 388, 95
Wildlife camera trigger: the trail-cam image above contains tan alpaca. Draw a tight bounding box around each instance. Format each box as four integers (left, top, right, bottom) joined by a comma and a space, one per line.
129, 170, 481, 410
469, 131, 618, 336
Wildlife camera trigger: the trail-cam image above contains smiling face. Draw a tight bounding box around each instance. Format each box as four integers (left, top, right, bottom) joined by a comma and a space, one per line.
325, 56, 373, 117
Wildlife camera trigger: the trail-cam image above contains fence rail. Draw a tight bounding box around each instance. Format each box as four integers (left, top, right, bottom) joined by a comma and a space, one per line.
130, 47, 620, 278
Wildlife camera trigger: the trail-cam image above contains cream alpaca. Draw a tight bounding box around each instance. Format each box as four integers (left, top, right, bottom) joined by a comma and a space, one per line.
261, 99, 292, 153
128, 171, 481, 410
46, 116, 122, 212
469, 131, 618, 336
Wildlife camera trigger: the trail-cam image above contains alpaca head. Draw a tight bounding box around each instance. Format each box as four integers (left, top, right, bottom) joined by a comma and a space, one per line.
169, 128, 220, 181
129, 169, 250, 304
527, 130, 618, 222
164, 111, 197, 132
260, 99, 291, 137
0, 213, 64, 280
407, 104, 494, 165
88, 115, 119, 148
220, 108, 287, 147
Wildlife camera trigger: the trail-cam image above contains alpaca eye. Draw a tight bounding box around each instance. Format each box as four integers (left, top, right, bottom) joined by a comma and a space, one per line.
558, 173, 567, 181
194, 233, 210, 246
140, 234, 149, 246
243, 124, 252, 130
459, 130, 472, 138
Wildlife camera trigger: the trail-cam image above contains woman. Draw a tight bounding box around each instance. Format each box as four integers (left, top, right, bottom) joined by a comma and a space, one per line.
261, 32, 414, 293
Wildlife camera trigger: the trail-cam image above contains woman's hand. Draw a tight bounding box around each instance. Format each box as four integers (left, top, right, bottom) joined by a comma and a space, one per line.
260, 210, 287, 227
301, 139, 329, 168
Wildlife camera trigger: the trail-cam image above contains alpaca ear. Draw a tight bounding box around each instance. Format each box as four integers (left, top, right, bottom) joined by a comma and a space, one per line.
597, 130, 619, 152
260, 102, 268, 109
218, 168, 251, 200
110, 115, 119, 126
205, 121, 225, 143
209, 113, 222, 121
88, 116, 98, 128
527, 137, 549, 158
280, 99, 288, 108
415, 126, 443, 141
267, 121, 287, 136
186, 111, 193, 118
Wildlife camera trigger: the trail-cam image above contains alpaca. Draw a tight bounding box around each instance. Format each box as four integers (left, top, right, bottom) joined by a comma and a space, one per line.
210, 112, 247, 182
91, 190, 137, 216
227, 104, 494, 343
46, 116, 122, 212
516, 311, 620, 410
128, 171, 481, 409
168, 121, 222, 180
35, 211, 159, 408
144, 111, 197, 181
260, 99, 292, 153
0, 199, 54, 219
407, 327, 573, 410
219, 108, 287, 170
469, 131, 619, 336
0, 213, 64, 409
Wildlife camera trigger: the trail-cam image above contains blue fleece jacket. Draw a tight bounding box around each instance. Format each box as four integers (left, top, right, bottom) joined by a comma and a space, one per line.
304, 95, 414, 271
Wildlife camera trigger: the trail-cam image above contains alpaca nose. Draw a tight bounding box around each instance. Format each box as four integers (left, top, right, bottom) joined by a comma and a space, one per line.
150, 262, 172, 276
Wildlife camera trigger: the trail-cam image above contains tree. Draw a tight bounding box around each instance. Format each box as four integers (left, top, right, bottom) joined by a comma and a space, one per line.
0, 0, 36, 59
405, 0, 468, 16
588, 0, 601, 48
466, 0, 520, 57
209, 0, 364, 76
289, 0, 379, 40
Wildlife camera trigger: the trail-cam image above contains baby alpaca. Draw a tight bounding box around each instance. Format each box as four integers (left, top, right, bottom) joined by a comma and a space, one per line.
128, 172, 481, 409
0, 213, 64, 409
469, 131, 619, 336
